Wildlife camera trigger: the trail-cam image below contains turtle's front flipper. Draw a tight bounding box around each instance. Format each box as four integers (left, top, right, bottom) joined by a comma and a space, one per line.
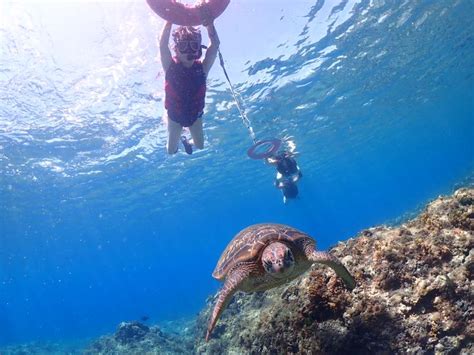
206, 264, 255, 341
308, 251, 356, 290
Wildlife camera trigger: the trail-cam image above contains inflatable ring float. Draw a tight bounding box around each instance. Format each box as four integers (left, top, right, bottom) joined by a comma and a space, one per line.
247, 139, 282, 160
147, 0, 230, 26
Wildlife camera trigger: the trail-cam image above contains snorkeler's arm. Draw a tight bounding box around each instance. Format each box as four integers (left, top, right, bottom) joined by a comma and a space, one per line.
159, 21, 173, 72
202, 23, 220, 75
275, 173, 285, 188
266, 156, 277, 164
291, 173, 301, 183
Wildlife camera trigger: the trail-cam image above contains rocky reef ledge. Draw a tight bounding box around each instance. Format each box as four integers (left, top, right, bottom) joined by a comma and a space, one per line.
84, 320, 195, 354
83, 188, 473, 354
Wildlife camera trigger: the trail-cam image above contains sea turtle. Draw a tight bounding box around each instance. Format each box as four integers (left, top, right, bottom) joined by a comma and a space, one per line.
206, 223, 356, 341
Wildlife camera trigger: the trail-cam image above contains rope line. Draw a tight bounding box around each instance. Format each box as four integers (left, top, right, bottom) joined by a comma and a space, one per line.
217, 49, 257, 144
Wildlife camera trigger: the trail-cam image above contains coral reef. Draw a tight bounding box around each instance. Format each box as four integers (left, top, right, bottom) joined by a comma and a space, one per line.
84, 320, 194, 354
6, 189, 470, 354
0, 341, 84, 354
114, 321, 150, 345
195, 188, 473, 354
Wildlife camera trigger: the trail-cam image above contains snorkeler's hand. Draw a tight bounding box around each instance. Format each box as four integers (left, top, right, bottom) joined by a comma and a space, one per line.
202, 18, 213, 27
199, 1, 214, 27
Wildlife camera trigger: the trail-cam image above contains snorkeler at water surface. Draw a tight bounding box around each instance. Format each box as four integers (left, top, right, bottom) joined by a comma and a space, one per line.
159, 19, 220, 155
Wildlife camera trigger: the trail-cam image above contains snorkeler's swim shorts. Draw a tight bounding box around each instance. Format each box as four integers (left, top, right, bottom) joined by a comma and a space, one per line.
168, 110, 203, 128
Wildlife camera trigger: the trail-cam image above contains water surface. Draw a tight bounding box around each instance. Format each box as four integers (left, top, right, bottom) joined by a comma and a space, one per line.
0, 0, 473, 346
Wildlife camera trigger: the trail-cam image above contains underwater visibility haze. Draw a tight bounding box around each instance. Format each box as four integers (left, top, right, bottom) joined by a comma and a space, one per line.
0, 0, 473, 347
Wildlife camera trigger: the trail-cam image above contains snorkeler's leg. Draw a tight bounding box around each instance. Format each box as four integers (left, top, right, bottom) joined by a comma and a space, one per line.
188, 117, 204, 150
166, 115, 183, 154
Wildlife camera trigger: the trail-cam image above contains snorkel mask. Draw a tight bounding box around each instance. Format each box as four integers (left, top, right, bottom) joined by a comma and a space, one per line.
174, 27, 203, 61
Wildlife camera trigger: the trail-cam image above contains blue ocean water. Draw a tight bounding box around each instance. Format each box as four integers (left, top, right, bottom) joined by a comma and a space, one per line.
0, 0, 473, 347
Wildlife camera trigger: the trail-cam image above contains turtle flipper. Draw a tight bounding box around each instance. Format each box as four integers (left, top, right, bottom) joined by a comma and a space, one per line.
206, 265, 254, 341
308, 251, 356, 290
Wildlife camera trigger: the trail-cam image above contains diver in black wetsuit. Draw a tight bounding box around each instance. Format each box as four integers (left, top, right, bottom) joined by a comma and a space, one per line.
266, 151, 302, 203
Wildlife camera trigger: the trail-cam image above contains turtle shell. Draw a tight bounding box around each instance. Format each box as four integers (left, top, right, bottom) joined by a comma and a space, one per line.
212, 223, 314, 280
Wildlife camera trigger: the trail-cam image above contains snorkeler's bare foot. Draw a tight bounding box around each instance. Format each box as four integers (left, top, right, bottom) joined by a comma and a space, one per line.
181, 136, 193, 155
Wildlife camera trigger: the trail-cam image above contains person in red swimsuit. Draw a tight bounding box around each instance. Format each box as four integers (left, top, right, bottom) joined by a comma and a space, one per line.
159, 20, 220, 154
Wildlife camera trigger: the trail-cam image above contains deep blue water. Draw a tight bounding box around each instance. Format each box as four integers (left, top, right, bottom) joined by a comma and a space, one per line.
0, 0, 473, 347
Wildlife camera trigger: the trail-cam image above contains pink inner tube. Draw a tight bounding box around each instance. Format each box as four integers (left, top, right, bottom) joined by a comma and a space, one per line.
147, 0, 230, 26
247, 139, 282, 160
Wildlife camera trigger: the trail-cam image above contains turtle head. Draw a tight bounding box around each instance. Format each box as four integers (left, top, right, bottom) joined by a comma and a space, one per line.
261, 242, 295, 277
